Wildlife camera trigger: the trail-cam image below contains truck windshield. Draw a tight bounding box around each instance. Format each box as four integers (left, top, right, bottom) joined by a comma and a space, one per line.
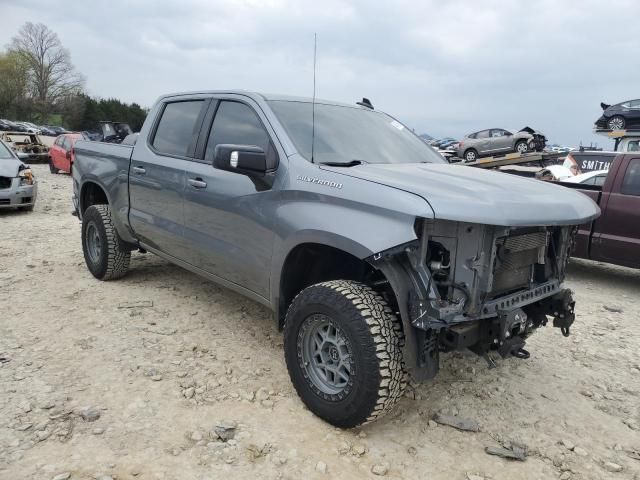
268, 100, 445, 165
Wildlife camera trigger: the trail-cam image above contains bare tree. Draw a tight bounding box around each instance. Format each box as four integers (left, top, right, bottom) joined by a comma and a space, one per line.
8, 22, 85, 120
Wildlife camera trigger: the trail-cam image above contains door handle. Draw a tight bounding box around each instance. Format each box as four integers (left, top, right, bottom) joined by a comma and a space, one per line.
132, 166, 146, 175
188, 178, 207, 189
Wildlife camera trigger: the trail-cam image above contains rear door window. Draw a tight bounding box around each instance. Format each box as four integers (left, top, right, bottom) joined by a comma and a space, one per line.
204, 101, 272, 161
152, 100, 204, 157
621, 159, 640, 196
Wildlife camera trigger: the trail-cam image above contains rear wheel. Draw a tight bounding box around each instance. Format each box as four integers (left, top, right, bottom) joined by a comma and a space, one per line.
81, 204, 131, 280
49, 158, 59, 174
608, 115, 625, 130
284, 280, 407, 428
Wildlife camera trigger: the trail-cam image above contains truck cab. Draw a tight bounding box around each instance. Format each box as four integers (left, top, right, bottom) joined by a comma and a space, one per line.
568, 153, 640, 268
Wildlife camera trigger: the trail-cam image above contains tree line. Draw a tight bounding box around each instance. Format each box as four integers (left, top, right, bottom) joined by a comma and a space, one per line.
0, 22, 147, 132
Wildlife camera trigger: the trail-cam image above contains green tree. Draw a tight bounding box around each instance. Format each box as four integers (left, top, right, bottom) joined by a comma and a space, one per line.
0, 52, 30, 119
8, 22, 84, 121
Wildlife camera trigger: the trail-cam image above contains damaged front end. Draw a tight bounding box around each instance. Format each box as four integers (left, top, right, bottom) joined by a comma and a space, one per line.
369, 219, 576, 381
519, 126, 546, 152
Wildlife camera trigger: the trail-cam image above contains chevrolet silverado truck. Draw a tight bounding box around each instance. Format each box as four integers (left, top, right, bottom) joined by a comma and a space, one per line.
72, 91, 599, 427
560, 153, 640, 269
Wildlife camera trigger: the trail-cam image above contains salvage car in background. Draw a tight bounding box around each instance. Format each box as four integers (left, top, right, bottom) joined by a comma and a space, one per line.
0, 120, 26, 132
595, 100, 640, 130
49, 133, 85, 174
44, 125, 68, 135
98, 121, 134, 143
456, 127, 546, 162
38, 125, 58, 137
0, 132, 50, 163
14, 121, 41, 134
563, 170, 608, 187
0, 138, 37, 211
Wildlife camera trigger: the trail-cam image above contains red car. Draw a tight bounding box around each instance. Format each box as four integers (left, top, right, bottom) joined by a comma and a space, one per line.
49, 133, 84, 174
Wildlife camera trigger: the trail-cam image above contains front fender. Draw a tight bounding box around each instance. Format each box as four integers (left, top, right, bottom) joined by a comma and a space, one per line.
269, 196, 422, 307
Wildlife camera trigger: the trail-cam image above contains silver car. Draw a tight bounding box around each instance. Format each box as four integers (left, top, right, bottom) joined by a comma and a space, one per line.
0, 139, 38, 211
457, 127, 546, 162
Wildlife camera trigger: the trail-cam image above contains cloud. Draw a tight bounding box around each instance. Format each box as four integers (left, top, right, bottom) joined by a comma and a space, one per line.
1, 0, 638, 146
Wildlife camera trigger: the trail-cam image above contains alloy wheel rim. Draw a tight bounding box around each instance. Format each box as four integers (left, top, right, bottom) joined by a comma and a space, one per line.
517, 143, 528, 153
609, 117, 624, 130
299, 314, 353, 395
86, 222, 102, 264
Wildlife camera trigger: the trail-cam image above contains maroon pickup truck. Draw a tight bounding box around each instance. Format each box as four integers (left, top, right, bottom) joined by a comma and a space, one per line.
561, 153, 640, 268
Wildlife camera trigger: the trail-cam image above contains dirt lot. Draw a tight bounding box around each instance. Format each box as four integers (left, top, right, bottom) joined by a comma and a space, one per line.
1, 165, 639, 480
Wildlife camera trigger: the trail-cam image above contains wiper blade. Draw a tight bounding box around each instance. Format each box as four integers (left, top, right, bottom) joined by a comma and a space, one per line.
319, 160, 364, 167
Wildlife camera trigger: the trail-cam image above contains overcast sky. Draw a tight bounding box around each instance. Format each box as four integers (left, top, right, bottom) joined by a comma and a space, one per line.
1, 0, 638, 147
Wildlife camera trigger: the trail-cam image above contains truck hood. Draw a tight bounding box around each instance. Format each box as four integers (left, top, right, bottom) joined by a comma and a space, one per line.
323, 163, 600, 226
0, 158, 24, 177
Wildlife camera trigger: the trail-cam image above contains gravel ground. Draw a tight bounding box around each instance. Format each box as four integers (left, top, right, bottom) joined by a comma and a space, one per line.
1, 164, 639, 480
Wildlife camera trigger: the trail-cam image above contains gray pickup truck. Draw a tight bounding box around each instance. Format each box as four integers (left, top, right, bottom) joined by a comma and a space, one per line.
72, 91, 599, 428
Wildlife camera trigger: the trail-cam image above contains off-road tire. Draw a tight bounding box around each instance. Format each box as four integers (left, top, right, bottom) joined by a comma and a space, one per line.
49, 158, 59, 174
464, 149, 478, 162
81, 204, 131, 280
284, 280, 407, 428
515, 140, 529, 154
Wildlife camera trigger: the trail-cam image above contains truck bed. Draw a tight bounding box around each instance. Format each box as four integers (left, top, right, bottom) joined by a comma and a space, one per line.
73, 140, 135, 240
556, 181, 602, 204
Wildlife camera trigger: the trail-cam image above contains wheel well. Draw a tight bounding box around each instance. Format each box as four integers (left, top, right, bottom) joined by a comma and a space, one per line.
465, 148, 477, 156
278, 243, 382, 329
80, 182, 109, 215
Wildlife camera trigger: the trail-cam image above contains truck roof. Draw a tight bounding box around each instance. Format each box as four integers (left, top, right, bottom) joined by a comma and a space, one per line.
158, 90, 366, 109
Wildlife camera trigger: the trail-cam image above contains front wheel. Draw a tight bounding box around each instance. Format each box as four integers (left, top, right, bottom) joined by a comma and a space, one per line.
284, 280, 407, 428
81, 204, 131, 280
515, 140, 529, 154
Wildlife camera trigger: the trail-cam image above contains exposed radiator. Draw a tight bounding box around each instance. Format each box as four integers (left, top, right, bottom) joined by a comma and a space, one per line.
492, 231, 548, 296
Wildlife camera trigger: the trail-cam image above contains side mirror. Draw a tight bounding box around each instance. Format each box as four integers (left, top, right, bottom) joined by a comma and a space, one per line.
213, 144, 268, 176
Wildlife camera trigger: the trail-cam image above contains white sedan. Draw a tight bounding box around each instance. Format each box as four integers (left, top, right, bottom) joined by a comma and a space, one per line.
563, 170, 608, 187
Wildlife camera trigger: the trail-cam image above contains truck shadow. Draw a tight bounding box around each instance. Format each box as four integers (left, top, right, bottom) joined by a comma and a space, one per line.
123, 252, 278, 332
